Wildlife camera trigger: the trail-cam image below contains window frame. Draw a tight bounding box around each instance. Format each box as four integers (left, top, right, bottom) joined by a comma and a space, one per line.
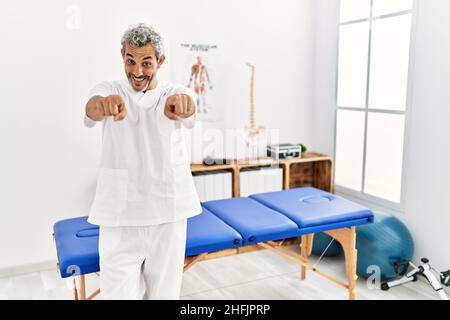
333, 0, 418, 212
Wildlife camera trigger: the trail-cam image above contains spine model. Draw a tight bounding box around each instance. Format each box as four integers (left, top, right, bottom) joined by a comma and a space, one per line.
245, 62, 265, 142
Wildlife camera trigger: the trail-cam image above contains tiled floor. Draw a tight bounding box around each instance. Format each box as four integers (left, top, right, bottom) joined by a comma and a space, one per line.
0, 246, 445, 300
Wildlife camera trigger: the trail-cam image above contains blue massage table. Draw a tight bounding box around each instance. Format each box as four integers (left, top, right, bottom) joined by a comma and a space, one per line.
53, 187, 374, 300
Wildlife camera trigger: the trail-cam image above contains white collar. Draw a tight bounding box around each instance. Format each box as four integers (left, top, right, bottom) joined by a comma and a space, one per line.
124, 78, 168, 109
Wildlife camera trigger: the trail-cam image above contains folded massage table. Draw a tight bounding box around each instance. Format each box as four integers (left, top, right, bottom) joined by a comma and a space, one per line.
53, 187, 374, 300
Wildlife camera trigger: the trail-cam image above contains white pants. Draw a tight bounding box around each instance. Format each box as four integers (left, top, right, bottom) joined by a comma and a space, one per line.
98, 219, 187, 300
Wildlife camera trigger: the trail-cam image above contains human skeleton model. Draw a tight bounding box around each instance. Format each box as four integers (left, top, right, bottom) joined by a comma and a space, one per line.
381, 258, 450, 300
244, 62, 265, 158
187, 56, 213, 113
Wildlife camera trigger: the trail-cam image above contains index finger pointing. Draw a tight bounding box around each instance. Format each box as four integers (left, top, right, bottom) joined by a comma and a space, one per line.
174, 95, 184, 115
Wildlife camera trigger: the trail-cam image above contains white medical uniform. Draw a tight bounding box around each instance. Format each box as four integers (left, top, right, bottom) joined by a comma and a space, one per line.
84, 78, 202, 299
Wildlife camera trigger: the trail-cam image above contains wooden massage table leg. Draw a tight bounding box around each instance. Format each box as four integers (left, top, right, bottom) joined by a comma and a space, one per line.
324, 226, 358, 300
258, 232, 358, 300
73, 278, 78, 300
79, 275, 87, 300
73, 275, 101, 300
73, 275, 86, 300
300, 234, 314, 280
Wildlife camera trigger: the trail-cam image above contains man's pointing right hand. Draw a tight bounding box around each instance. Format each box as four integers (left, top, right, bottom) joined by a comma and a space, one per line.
96, 94, 127, 121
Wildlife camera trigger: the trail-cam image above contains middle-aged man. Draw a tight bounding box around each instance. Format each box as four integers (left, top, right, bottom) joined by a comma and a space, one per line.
84, 23, 202, 299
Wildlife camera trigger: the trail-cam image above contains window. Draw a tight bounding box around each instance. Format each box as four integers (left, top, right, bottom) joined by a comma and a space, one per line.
334, 0, 414, 208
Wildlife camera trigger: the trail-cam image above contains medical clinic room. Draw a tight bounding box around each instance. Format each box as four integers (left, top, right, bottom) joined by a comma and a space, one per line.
1, 0, 450, 305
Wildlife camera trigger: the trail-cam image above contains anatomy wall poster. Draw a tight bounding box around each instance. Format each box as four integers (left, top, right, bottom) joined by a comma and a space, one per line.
170, 42, 225, 122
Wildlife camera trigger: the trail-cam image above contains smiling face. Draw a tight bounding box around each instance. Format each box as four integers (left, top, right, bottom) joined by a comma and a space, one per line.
121, 44, 165, 92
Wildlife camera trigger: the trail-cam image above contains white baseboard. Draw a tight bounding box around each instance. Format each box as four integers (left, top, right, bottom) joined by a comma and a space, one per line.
0, 260, 57, 279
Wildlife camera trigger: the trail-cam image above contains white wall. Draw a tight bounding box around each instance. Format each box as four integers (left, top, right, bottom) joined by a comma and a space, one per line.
402, 0, 450, 270
0, 0, 316, 272
313, 0, 339, 155
313, 0, 450, 269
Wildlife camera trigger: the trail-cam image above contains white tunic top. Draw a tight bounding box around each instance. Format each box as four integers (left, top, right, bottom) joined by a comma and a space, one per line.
84, 79, 202, 226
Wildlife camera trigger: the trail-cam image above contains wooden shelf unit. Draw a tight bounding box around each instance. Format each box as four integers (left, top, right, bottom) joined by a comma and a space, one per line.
190, 152, 333, 196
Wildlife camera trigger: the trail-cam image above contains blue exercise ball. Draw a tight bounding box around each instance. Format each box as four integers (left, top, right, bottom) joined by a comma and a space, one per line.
311, 232, 343, 257
356, 212, 414, 280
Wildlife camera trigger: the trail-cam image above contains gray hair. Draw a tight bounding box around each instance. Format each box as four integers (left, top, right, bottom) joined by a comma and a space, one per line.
121, 23, 164, 59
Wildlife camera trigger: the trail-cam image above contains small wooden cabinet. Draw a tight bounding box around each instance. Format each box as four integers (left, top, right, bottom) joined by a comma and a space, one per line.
190, 152, 333, 196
